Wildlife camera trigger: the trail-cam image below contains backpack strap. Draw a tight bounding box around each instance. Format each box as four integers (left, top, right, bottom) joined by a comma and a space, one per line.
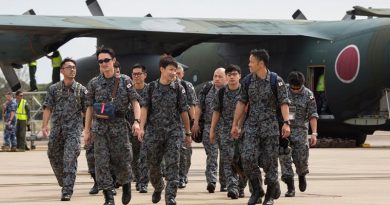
217, 86, 226, 112
269, 72, 278, 100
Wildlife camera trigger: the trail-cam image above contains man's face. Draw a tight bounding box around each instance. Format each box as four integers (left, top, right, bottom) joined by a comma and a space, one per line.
5, 94, 12, 101
226, 71, 241, 86
16, 93, 23, 101
248, 55, 262, 73
213, 69, 226, 88
60, 61, 77, 78
176, 68, 184, 80
160, 65, 177, 82
132, 68, 146, 84
290, 84, 303, 94
98, 53, 115, 73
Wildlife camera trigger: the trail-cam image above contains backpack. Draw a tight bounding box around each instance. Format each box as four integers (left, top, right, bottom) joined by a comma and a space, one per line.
147, 80, 183, 112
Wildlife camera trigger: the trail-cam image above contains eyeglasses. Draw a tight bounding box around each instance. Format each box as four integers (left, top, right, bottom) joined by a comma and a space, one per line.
132, 72, 144, 76
63, 65, 76, 70
17, 95, 23, 97
227, 72, 239, 77
98, 58, 112, 64
290, 86, 301, 91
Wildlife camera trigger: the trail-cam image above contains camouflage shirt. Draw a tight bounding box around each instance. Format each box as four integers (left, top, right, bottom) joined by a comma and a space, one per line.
213, 85, 242, 126
86, 74, 140, 118
126, 83, 149, 124
199, 83, 220, 124
43, 80, 87, 131
288, 85, 318, 130
178, 79, 198, 106
4, 99, 17, 124
141, 80, 189, 131
240, 71, 290, 125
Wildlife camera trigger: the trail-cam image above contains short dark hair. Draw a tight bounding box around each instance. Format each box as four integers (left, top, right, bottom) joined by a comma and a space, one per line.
96, 47, 116, 59
114, 61, 121, 69
225, 64, 241, 74
60, 58, 76, 69
250, 49, 270, 67
132, 63, 146, 73
15, 90, 23, 96
287, 71, 305, 86
159, 55, 178, 69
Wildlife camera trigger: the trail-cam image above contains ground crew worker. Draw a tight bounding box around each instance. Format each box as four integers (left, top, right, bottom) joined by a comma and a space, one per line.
138, 55, 192, 205
84, 48, 141, 205
176, 64, 198, 189
128, 63, 150, 193
231, 49, 291, 205
41, 58, 87, 201
279, 71, 318, 197
2, 92, 17, 152
46, 50, 62, 84
192, 67, 227, 193
315, 73, 327, 114
28, 61, 38, 91
210, 64, 247, 199
15, 90, 30, 151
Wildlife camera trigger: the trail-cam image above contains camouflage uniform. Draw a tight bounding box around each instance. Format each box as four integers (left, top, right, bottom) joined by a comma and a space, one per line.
126, 84, 149, 190
213, 85, 247, 194
198, 83, 226, 187
279, 86, 318, 180
3, 99, 17, 148
43, 81, 87, 195
240, 72, 289, 185
141, 80, 189, 202
86, 74, 140, 191
177, 79, 198, 185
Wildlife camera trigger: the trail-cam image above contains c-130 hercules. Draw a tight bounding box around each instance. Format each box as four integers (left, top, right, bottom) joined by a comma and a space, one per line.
0, 1, 389, 145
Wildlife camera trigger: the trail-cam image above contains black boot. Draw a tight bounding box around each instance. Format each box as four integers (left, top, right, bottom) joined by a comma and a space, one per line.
103, 190, 115, 205
122, 183, 131, 205
284, 178, 295, 197
152, 190, 162, 203
299, 175, 307, 192
247, 178, 262, 205
263, 183, 276, 205
89, 173, 99, 195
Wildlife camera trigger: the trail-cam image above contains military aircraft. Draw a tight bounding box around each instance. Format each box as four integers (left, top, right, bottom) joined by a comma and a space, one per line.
0, 2, 389, 145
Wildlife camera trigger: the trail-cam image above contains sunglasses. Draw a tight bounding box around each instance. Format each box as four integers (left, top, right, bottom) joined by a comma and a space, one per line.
290, 86, 301, 91
98, 58, 112, 64
132, 72, 144, 76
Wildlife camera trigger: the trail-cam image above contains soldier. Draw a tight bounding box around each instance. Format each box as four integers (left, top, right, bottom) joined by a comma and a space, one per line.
2, 92, 17, 152
231, 49, 291, 205
128, 63, 150, 193
175, 64, 198, 189
279, 71, 318, 197
192, 67, 227, 193
83, 48, 141, 205
41, 58, 87, 201
210, 64, 247, 199
138, 56, 192, 205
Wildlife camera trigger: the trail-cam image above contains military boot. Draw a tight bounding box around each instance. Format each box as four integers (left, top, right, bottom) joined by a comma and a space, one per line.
284, 178, 295, 197
263, 183, 277, 205
299, 175, 307, 192
89, 173, 99, 195
152, 190, 162, 203
103, 190, 115, 205
122, 183, 131, 205
247, 178, 262, 205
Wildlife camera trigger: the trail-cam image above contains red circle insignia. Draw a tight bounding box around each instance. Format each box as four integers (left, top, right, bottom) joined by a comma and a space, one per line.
335, 45, 360, 83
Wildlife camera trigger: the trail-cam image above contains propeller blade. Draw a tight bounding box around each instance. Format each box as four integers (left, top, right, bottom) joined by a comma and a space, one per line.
22, 9, 36, 15
292, 9, 307, 20
86, 0, 104, 16
0, 64, 21, 92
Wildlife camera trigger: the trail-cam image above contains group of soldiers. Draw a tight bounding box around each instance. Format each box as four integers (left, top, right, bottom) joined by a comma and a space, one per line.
41, 47, 318, 205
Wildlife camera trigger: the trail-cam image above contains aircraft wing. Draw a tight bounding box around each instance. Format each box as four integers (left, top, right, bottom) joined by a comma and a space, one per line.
347, 6, 390, 17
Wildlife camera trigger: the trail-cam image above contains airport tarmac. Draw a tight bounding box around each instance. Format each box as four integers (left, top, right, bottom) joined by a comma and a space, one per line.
0, 132, 390, 205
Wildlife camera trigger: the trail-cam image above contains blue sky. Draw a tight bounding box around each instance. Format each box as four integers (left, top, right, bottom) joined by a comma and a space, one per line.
1, 0, 389, 83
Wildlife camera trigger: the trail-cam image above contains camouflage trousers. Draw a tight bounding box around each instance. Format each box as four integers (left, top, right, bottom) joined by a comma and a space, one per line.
130, 133, 149, 187
47, 128, 81, 194
279, 128, 310, 180
93, 119, 133, 190
220, 127, 247, 192
202, 124, 226, 186
179, 136, 192, 182
145, 128, 182, 201
3, 123, 17, 147
241, 119, 279, 185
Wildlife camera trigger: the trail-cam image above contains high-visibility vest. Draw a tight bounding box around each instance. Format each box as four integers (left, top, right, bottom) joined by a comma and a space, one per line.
16, 99, 28, 120
316, 74, 325, 92
29, 60, 37, 67
52, 55, 62, 68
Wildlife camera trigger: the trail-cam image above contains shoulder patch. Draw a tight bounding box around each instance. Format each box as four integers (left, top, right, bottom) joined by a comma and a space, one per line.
127, 83, 132, 88
309, 95, 314, 100
84, 90, 88, 95
278, 82, 284, 87
182, 89, 186, 94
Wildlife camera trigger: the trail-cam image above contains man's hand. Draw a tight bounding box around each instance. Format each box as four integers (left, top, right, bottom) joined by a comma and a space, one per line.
310, 134, 318, 146
231, 125, 241, 139
185, 136, 192, 145
209, 129, 216, 144
138, 129, 145, 143
191, 121, 200, 138
132, 122, 140, 137
42, 126, 49, 138
281, 124, 291, 138
83, 129, 92, 145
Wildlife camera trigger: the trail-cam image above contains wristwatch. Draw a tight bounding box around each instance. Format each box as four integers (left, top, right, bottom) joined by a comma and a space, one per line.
283, 120, 290, 125
185, 131, 192, 137
134, 119, 141, 123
